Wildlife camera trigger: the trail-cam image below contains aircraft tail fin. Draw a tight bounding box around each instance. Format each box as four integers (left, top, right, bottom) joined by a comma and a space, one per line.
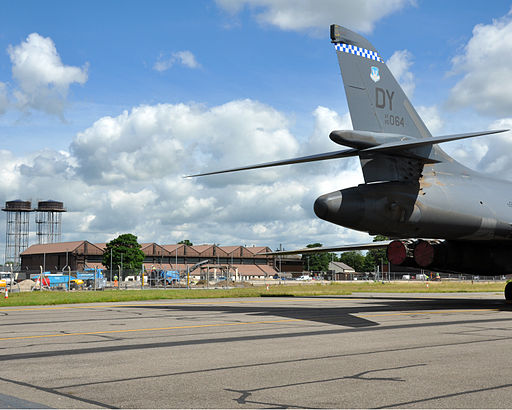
330, 25, 431, 140
186, 25, 507, 182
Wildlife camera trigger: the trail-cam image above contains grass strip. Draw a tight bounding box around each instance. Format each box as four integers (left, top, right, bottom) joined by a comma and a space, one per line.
0, 285, 350, 306
0, 281, 505, 307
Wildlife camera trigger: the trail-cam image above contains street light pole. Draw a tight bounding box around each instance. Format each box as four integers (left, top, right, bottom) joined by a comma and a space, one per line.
120, 253, 123, 288
110, 249, 113, 285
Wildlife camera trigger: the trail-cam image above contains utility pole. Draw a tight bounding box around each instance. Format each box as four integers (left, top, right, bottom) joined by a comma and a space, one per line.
110, 249, 113, 285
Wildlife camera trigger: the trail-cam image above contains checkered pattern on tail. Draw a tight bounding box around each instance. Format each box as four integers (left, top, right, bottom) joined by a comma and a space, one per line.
334, 43, 383, 63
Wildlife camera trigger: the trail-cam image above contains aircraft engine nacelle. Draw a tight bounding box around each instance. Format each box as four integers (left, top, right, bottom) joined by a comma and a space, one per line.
314, 181, 512, 240
386, 239, 512, 276
314, 182, 420, 236
386, 239, 443, 268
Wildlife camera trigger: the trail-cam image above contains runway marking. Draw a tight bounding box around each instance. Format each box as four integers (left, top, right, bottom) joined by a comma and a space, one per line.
0, 318, 302, 341
0, 298, 356, 312
0, 307, 501, 342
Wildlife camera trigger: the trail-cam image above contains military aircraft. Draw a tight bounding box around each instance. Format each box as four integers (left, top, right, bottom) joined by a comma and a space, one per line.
189, 25, 512, 301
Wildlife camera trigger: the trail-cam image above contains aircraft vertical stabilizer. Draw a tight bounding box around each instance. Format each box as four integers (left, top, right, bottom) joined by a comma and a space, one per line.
330, 24, 431, 140
330, 24, 438, 183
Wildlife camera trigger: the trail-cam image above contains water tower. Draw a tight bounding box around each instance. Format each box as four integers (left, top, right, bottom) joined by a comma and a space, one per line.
3, 200, 32, 266
35, 200, 66, 245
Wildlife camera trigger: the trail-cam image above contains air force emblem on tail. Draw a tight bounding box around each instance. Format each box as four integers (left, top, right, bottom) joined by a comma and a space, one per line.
370, 66, 380, 82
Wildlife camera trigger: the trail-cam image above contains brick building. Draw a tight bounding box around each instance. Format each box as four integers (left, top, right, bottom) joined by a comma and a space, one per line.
20, 241, 303, 280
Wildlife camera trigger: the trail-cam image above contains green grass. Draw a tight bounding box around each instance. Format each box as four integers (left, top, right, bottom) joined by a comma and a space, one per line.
333, 281, 506, 294
0, 281, 506, 307
0, 285, 350, 307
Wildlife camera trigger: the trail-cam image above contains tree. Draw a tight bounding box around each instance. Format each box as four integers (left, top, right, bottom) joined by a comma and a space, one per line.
364, 235, 389, 272
178, 239, 193, 246
301, 243, 335, 272
102, 234, 145, 277
338, 251, 366, 272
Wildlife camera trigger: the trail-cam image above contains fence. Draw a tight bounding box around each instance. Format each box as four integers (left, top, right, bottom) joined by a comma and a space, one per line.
318, 271, 507, 282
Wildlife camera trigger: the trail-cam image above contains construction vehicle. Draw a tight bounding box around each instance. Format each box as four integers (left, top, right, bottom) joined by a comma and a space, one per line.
31, 268, 106, 290
148, 269, 180, 286
148, 260, 209, 287
32, 273, 84, 290
0, 272, 13, 286
77, 268, 107, 289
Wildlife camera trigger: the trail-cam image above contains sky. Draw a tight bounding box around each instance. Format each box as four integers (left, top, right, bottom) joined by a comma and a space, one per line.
1, 0, 512, 258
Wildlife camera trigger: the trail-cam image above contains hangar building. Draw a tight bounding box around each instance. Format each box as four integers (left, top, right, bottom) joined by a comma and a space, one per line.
20, 241, 303, 280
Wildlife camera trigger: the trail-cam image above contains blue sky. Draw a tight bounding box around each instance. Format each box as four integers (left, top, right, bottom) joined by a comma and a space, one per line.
1, 0, 512, 257
1, 0, 510, 151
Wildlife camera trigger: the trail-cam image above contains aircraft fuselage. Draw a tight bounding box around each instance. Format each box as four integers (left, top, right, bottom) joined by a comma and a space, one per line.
315, 170, 512, 242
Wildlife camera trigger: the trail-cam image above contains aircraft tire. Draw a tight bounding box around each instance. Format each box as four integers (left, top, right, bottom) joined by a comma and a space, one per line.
505, 281, 512, 303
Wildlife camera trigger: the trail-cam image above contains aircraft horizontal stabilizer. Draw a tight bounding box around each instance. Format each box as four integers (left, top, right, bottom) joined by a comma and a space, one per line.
186, 129, 507, 177
329, 129, 507, 153
258, 240, 392, 256
185, 148, 358, 177
362, 129, 508, 154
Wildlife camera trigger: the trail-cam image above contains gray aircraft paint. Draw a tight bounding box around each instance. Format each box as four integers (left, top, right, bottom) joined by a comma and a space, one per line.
330, 25, 431, 140
188, 24, 512, 278
314, 25, 512, 247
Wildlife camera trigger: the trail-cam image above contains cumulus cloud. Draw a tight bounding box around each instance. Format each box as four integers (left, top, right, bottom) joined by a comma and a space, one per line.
468, 119, 512, 177
7, 33, 88, 118
386, 50, 445, 136
416, 105, 443, 135
0, 150, 24, 194
216, 0, 414, 34
435, 116, 512, 180
0, 99, 369, 255
448, 11, 512, 116
307, 106, 352, 151
18, 150, 74, 178
387, 49, 415, 98
71, 99, 299, 185
153, 50, 201, 72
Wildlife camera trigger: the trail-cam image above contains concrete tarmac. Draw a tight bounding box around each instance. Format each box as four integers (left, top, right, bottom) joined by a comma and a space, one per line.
1, 292, 511, 408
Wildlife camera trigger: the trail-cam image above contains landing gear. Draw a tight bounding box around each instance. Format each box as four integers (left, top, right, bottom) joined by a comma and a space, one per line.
505, 282, 512, 303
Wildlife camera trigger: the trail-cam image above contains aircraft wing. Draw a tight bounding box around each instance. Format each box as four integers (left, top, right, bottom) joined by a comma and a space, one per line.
257, 240, 392, 256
